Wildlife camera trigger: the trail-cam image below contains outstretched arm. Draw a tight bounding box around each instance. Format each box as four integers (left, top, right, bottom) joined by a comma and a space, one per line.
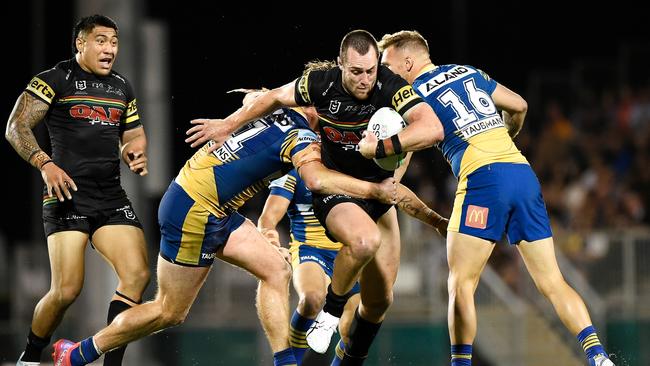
492, 83, 527, 138
257, 194, 291, 247
293, 143, 397, 204
185, 81, 299, 151
5, 92, 77, 201
396, 183, 448, 238
121, 126, 148, 176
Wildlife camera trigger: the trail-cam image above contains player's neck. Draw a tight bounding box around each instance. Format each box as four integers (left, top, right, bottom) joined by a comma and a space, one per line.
412, 61, 436, 82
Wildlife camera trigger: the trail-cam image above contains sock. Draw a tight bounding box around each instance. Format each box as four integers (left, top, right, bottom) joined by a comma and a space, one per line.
342, 311, 381, 364
21, 329, 51, 362
323, 284, 350, 318
331, 339, 345, 366
289, 310, 314, 364
70, 337, 103, 366
103, 299, 132, 365
577, 325, 608, 359
451, 344, 472, 366
273, 347, 297, 366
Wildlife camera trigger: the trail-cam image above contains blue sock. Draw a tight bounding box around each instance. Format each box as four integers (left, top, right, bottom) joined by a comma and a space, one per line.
451, 344, 472, 366
289, 310, 314, 364
69, 337, 102, 366
273, 347, 297, 366
330, 338, 345, 366
577, 325, 608, 359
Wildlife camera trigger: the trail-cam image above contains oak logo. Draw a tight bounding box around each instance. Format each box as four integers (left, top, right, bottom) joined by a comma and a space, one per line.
69, 104, 123, 125
465, 205, 488, 229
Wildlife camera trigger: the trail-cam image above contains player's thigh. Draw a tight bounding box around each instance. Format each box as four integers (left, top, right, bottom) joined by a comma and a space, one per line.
325, 202, 380, 247
155, 255, 211, 314
293, 261, 329, 298
516, 237, 564, 285
447, 231, 494, 282
46, 231, 89, 289
217, 219, 289, 280
92, 225, 149, 277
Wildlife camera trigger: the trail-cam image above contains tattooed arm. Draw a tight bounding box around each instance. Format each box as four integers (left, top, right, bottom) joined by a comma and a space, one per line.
5, 92, 77, 201
396, 183, 448, 238
5, 92, 51, 168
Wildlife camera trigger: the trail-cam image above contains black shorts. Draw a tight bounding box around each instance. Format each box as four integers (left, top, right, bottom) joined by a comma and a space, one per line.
42, 194, 142, 237
312, 193, 393, 241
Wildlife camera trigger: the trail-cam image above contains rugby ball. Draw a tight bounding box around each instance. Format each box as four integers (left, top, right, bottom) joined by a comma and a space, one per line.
367, 107, 407, 170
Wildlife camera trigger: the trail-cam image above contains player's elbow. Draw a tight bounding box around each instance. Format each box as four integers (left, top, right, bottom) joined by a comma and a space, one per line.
513, 97, 528, 114
302, 173, 324, 193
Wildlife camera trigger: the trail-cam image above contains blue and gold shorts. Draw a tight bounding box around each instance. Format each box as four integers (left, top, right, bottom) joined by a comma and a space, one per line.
158, 181, 245, 267
449, 163, 552, 244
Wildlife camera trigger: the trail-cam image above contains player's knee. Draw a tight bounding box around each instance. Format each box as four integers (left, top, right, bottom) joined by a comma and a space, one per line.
298, 290, 326, 317
160, 307, 188, 328
447, 273, 476, 298
121, 267, 151, 290
362, 291, 393, 317
347, 233, 381, 262
259, 257, 292, 286
50, 285, 82, 306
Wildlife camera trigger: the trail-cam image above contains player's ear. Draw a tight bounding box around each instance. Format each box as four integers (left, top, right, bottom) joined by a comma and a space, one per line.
337, 56, 343, 70
76, 37, 84, 53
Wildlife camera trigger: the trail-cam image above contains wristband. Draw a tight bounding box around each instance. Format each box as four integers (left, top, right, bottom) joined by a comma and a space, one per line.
391, 134, 403, 154
375, 139, 387, 158
39, 159, 54, 170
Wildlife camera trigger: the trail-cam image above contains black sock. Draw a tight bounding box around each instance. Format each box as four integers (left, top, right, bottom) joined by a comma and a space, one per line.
323, 284, 350, 318
342, 311, 382, 363
103, 299, 132, 366
301, 347, 332, 365
21, 329, 51, 362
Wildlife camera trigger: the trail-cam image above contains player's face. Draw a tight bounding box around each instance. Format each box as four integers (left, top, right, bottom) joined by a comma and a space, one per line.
340, 48, 378, 100
77, 26, 119, 76
381, 47, 408, 81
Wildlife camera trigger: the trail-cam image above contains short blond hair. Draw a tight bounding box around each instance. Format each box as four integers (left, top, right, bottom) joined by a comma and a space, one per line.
304, 59, 337, 72
378, 30, 429, 54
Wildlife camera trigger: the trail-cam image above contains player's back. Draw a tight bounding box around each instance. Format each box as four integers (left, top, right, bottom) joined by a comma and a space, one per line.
176, 109, 317, 217
412, 64, 527, 178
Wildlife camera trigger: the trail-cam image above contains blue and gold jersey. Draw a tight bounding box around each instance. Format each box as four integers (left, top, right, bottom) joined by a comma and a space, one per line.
269, 169, 341, 250
176, 109, 318, 218
412, 64, 527, 178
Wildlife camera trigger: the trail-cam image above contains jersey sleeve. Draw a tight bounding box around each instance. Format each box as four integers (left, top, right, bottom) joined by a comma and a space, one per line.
121, 79, 142, 132
379, 66, 423, 116
294, 69, 331, 106
477, 68, 498, 95
24, 67, 64, 105
269, 170, 298, 200
280, 128, 319, 163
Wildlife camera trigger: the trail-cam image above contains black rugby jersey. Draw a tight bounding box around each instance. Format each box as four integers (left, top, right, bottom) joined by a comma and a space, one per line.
25, 58, 142, 184
294, 65, 421, 182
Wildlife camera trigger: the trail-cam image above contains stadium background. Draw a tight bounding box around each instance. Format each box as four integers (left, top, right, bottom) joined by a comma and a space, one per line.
1, 1, 648, 365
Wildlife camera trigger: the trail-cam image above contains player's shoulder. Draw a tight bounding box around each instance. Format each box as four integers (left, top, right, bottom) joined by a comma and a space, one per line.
108, 69, 131, 87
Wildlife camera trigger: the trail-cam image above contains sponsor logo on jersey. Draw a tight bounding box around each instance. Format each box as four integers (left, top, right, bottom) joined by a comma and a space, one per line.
391, 85, 419, 112
329, 100, 341, 114
69, 105, 123, 126
465, 205, 488, 229
126, 99, 138, 116
296, 129, 318, 144
418, 66, 476, 96
298, 73, 311, 104
27, 77, 55, 104
322, 126, 360, 146
201, 252, 216, 260
457, 116, 505, 139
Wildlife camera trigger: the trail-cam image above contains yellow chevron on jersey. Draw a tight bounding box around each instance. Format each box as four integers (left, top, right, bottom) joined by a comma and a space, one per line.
26, 76, 55, 104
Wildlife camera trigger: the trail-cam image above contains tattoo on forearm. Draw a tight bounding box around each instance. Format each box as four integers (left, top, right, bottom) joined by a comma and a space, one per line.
397, 196, 422, 217
6, 92, 50, 168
